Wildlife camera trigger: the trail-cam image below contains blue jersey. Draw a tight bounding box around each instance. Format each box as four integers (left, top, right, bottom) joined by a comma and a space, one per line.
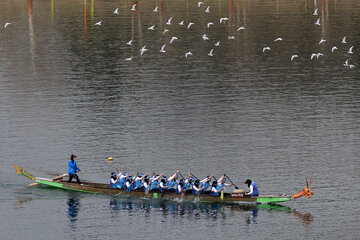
68, 160, 80, 174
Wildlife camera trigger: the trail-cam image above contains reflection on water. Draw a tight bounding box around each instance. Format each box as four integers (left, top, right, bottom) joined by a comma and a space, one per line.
67, 195, 80, 226
108, 197, 312, 226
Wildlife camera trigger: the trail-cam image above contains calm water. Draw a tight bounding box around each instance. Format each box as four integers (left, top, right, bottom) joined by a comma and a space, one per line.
1, 0, 359, 239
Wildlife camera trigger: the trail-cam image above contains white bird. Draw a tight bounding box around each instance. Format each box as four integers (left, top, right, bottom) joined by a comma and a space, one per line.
114, 8, 119, 14
291, 55, 299, 61
179, 20, 185, 25
311, 53, 317, 60
126, 40, 133, 46
202, 34, 209, 40
313, 8, 318, 15
349, 64, 355, 69
4, 22, 11, 28
160, 44, 166, 53
187, 22, 194, 29
274, 37, 283, 42
215, 41, 220, 47
147, 25, 155, 30
185, 51, 193, 58
331, 46, 338, 53
94, 21, 102, 26
315, 18, 320, 25
228, 36, 235, 40
153, 6, 158, 12
166, 17, 173, 25
343, 59, 349, 66
170, 36, 178, 44
341, 36, 347, 44
124, 57, 133, 61
220, 18, 229, 24
319, 39, 326, 45
205, 6, 210, 13
317, 53, 323, 58
198, 2, 204, 7
348, 46, 354, 54
140, 45, 148, 56
131, 4, 137, 11
163, 29, 169, 35
263, 46, 271, 53
237, 26, 245, 31
208, 49, 214, 57
207, 22, 214, 28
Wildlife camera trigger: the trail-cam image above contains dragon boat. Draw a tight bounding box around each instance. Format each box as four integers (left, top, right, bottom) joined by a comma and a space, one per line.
14, 164, 314, 204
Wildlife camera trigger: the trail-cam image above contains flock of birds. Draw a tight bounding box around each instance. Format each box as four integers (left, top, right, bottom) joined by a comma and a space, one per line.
2, 2, 356, 70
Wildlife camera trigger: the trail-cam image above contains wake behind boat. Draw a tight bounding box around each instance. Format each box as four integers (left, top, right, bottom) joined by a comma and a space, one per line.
14, 164, 314, 204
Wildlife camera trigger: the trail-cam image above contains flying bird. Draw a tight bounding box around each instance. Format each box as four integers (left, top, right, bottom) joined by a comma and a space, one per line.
187, 22, 194, 29
214, 41, 220, 46
179, 20, 185, 25
185, 51, 193, 58
348, 46, 354, 54
153, 6, 158, 12
147, 25, 155, 30
311, 53, 317, 60
331, 46, 338, 53
205, 6, 210, 13
198, 2, 204, 7
237, 26, 245, 31
319, 39, 326, 45
341, 36, 347, 44
4, 23, 11, 28
291, 55, 299, 61
166, 17, 173, 25
94, 21, 102, 26
140, 45, 148, 56
315, 18, 320, 25
163, 29, 169, 35
124, 57, 133, 61
207, 22, 214, 28
170, 36, 178, 44
349, 64, 355, 69
114, 8, 119, 14
228, 36, 235, 40
313, 8, 318, 15
263, 46, 271, 52
220, 18, 229, 24
202, 34, 209, 40
160, 44, 166, 53
343, 59, 349, 66
274, 37, 283, 42
131, 4, 137, 11
126, 40, 133, 46
208, 49, 214, 57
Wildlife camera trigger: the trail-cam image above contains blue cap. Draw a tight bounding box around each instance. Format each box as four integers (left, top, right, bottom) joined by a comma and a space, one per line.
124, 172, 128, 175
111, 172, 116, 177
139, 174, 144, 177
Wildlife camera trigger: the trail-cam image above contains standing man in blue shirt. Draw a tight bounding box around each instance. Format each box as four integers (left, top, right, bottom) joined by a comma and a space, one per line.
67, 154, 81, 184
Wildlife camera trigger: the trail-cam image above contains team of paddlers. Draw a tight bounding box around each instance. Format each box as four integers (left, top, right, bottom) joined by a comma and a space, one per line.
67, 154, 259, 196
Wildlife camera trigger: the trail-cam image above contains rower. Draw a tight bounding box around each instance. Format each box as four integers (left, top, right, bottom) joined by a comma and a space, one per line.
192, 179, 205, 195
134, 174, 146, 190
110, 172, 119, 188
244, 179, 259, 196
149, 173, 162, 191
115, 169, 130, 189
199, 175, 213, 192
67, 154, 81, 184
166, 171, 179, 190
176, 179, 185, 194
159, 176, 170, 192
143, 175, 150, 191
125, 175, 135, 192
210, 181, 222, 196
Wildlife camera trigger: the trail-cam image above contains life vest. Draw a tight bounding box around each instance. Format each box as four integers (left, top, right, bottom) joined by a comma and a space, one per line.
159, 182, 167, 192
192, 185, 201, 195
185, 182, 192, 190
200, 182, 210, 192
134, 179, 142, 189
117, 177, 126, 188
110, 179, 117, 189
250, 182, 259, 196
126, 181, 134, 192
211, 186, 219, 196
150, 180, 158, 190
167, 180, 176, 189
176, 184, 184, 194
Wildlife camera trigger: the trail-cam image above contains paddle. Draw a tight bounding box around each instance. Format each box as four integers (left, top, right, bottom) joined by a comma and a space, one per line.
224, 174, 239, 189
190, 173, 199, 180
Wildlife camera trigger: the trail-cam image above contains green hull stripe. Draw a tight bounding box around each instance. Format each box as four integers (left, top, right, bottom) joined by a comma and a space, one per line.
35, 179, 97, 194
256, 197, 291, 203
